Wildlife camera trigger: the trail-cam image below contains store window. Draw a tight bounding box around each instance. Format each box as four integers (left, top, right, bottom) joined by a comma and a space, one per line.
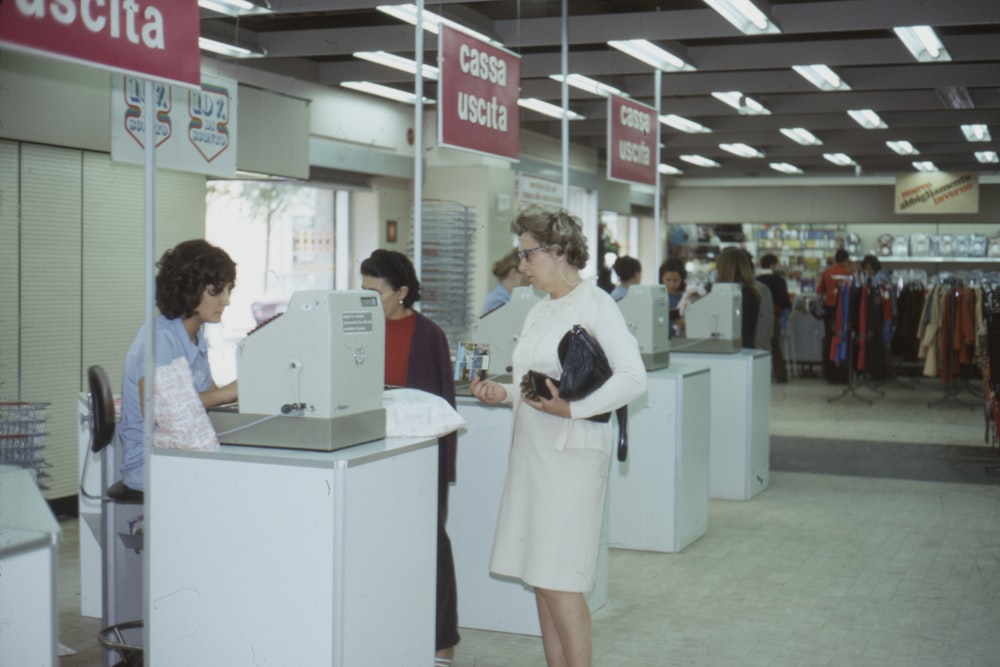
205, 180, 340, 382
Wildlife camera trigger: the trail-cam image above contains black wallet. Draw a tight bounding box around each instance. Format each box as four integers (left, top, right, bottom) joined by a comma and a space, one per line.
525, 370, 559, 400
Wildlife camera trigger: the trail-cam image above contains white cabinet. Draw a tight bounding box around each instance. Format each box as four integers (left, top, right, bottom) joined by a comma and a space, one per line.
672, 350, 771, 500
148, 437, 438, 667
608, 364, 711, 552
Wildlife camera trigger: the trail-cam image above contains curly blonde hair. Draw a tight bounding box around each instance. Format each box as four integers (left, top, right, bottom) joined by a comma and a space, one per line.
510, 205, 589, 269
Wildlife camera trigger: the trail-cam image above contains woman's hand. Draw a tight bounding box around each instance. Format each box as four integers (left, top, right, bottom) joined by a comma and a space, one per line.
521, 378, 571, 418
470, 374, 508, 404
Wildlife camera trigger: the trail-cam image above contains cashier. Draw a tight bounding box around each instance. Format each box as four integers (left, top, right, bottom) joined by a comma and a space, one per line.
481, 248, 529, 316
118, 239, 238, 491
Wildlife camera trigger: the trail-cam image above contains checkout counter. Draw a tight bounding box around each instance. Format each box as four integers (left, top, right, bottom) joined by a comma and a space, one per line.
672, 283, 771, 500
0, 465, 60, 667
82, 290, 443, 666
608, 285, 711, 553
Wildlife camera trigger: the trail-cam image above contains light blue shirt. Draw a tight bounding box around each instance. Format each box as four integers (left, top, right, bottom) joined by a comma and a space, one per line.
118, 315, 212, 490
610, 285, 628, 302
480, 282, 512, 316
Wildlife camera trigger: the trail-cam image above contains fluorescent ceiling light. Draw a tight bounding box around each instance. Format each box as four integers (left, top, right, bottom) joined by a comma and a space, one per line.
518, 98, 585, 120
792, 65, 850, 92
975, 151, 999, 164
712, 91, 770, 115
780, 128, 822, 146
659, 163, 685, 175
702, 0, 780, 35
199, 36, 266, 58
886, 140, 919, 156
847, 109, 887, 129
354, 51, 439, 80
720, 143, 765, 158
937, 86, 974, 110
198, 0, 272, 16
341, 81, 434, 105
823, 152, 855, 166
660, 114, 711, 134
608, 39, 695, 72
893, 25, 951, 62
913, 161, 938, 172
377, 4, 498, 45
550, 74, 622, 98
961, 124, 992, 142
770, 162, 803, 174
679, 155, 721, 168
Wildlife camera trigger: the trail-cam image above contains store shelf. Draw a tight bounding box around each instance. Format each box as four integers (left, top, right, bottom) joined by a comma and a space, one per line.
879, 256, 1000, 263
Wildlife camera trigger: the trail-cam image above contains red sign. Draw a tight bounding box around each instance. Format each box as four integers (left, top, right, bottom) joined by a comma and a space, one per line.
0, 0, 201, 87
607, 95, 657, 186
438, 25, 520, 161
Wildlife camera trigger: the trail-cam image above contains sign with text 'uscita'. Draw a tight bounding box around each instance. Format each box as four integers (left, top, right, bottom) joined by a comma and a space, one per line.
438, 25, 521, 161
0, 0, 201, 88
607, 95, 657, 186
111, 73, 238, 177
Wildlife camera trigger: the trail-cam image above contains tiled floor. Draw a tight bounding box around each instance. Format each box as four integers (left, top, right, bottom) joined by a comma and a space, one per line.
55, 376, 1000, 666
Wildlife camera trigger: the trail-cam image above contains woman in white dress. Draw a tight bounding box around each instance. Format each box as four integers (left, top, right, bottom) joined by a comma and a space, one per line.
470, 206, 646, 666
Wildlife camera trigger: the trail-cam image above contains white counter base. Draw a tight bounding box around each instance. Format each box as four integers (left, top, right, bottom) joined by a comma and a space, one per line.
673, 350, 771, 500
148, 436, 438, 667
0, 466, 60, 667
609, 364, 711, 553
451, 399, 609, 636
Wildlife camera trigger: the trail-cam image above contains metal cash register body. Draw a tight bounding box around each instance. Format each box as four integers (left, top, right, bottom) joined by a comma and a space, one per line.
469, 286, 543, 382
673, 282, 743, 353
617, 284, 671, 370
209, 290, 387, 451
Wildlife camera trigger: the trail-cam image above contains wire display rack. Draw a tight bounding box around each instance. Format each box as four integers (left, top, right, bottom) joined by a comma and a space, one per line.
0, 402, 52, 489
410, 201, 477, 349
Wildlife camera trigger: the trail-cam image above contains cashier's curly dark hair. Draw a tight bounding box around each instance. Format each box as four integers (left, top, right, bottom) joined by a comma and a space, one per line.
156, 240, 237, 319
360, 249, 422, 308
510, 205, 589, 269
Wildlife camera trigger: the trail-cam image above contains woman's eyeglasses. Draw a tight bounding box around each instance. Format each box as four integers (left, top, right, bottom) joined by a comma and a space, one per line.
517, 245, 548, 261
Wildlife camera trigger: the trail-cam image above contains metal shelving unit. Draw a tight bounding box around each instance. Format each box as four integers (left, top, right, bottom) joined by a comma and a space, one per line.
0, 402, 52, 489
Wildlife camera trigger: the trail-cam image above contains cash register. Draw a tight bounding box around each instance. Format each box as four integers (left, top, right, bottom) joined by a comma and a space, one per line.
617, 284, 671, 370
672, 282, 742, 353
466, 286, 543, 383
208, 290, 387, 451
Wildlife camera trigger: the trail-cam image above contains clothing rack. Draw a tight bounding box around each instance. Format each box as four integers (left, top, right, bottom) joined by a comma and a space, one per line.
924, 280, 979, 410
828, 278, 883, 405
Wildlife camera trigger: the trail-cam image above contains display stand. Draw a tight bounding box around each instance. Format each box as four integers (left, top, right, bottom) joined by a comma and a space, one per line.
828, 332, 883, 406
0, 466, 60, 667
147, 436, 438, 667
672, 350, 771, 500
451, 398, 609, 636
608, 364, 710, 553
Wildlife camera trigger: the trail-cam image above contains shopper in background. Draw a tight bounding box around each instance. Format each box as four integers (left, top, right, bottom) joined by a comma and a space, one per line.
359, 249, 460, 664
660, 257, 687, 337
610, 255, 642, 301
118, 239, 238, 491
758, 253, 791, 382
816, 248, 853, 383
469, 205, 646, 667
716, 247, 762, 349
481, 248, 530, 316
745, 251, 775, 352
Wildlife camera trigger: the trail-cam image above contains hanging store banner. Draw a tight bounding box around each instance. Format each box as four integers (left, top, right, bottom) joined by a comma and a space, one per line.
111, 73, 238, 177
438, 25, 521, 161
894, 172, 979, 214
607, 95, 657, 186
0, 0, 201, 88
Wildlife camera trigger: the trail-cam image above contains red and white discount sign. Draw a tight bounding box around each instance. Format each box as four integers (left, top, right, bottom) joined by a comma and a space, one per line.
0, 0, 201, 87
438, 25, 521, 161
607, 94, 657, 186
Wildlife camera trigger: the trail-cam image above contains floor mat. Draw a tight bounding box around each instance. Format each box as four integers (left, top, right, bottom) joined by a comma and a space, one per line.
770, 436, 1000, 485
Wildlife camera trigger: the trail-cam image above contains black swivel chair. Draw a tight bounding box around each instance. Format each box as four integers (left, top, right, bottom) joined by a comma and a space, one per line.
81, 365, 144, 667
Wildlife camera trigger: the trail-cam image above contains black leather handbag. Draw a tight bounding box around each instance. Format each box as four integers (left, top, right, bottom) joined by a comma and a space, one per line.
557, 325, 630, 462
